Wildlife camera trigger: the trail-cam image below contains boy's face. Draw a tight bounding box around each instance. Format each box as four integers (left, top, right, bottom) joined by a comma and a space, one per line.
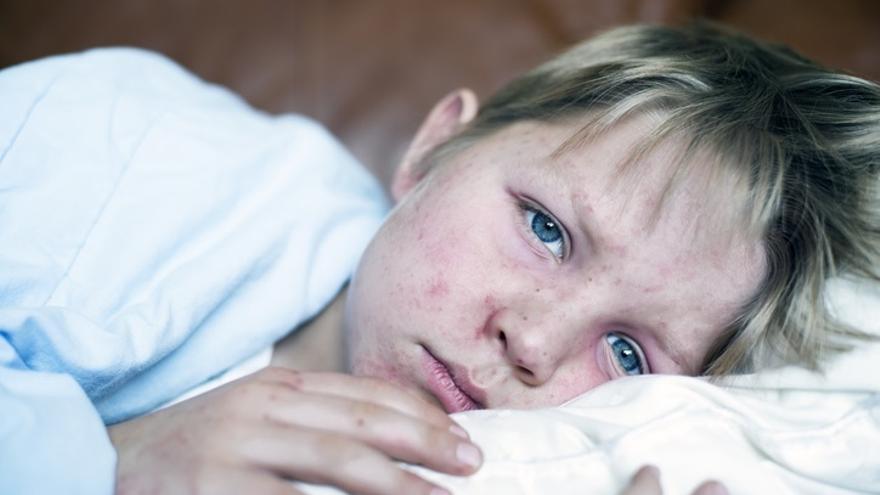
344, 106, 765, 413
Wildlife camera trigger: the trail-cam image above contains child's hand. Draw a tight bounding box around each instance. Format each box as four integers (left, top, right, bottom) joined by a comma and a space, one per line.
109, 366, 479, 495
620, 466, 729, 495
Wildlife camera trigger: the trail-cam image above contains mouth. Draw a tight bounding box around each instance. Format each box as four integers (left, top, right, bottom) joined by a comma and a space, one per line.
420, 345, 486, 413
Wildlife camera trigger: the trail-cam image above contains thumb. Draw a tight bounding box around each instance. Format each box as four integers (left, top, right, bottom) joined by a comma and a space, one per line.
619, 465, 662, 495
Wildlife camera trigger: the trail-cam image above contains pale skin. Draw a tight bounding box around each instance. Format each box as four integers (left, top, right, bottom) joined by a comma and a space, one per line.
109, 89, 760, 494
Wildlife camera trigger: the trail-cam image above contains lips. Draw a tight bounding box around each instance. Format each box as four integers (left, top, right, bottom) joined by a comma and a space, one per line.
420, 346, 485, 413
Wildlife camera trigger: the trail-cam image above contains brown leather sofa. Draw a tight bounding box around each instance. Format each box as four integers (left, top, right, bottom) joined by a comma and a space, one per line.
2, 0, 877, 185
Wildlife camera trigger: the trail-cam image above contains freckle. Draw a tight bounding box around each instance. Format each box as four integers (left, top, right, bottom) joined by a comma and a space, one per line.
356, 418, 365, 427
588, 277, 593, 282
614, 278, 621, 285
522, 315, 528, 321
535, 288, 541, 293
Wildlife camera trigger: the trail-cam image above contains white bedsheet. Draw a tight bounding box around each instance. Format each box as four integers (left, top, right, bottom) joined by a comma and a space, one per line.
301, 277, 880, 495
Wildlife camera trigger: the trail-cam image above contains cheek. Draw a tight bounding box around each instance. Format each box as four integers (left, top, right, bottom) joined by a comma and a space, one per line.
425, 274, 449, 298
351, 352, 405, 381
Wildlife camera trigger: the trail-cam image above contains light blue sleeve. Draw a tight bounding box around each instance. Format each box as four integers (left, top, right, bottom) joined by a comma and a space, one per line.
0, 48, 388, 493
0, 365, 115, 494
0, 50, 119, 495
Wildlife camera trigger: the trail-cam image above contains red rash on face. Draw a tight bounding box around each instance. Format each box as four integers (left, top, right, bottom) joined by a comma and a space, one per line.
426, 275, 449, 297
344, 117, 768, 410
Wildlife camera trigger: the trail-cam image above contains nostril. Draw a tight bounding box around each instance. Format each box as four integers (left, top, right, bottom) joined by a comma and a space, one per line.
517, 365, 534, 377
498, 330, 507, 349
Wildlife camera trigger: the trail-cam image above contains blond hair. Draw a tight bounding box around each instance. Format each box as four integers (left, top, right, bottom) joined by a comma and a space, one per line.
428, 22, 880, 375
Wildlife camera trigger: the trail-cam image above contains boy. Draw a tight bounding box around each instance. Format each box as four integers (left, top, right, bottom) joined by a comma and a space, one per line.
2, 22, 878, 495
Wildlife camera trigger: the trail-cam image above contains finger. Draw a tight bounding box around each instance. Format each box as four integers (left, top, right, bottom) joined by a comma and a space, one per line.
243, 426, 452, 495
194, 466, 307, 495
692, 480, 729, 495
261, 368, 455, 429
620, 465, 662, 495
261, 392, 482, 475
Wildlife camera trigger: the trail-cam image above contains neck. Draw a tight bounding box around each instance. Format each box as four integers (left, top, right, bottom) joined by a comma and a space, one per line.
270, 285, 348, 373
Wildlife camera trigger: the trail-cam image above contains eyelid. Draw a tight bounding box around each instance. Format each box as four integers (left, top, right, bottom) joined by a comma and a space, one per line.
605, 332, 651, 376
516, 196, 572, 261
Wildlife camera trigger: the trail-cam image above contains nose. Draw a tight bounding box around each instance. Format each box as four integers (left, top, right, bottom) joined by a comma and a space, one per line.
493, 310, 566, 386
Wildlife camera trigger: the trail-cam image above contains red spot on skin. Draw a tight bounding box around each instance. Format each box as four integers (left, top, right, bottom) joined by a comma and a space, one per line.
426, 276, 449, 297
474, 295, 500, 340
483, 295, 497, 309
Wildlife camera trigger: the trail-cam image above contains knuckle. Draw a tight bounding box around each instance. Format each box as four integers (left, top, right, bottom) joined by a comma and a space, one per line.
259, 366, 304, 388
350, 400, 384, 423
356, 375, 400, 397
312, 433, 373, 467
422, 424, 451, 448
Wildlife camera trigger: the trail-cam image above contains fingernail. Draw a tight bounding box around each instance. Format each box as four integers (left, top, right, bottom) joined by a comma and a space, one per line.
456, 442, 482, 468
703, 481, 729, 495
430, 487, 452, 495
449, 424, 469, 439
641, 465, 660, 479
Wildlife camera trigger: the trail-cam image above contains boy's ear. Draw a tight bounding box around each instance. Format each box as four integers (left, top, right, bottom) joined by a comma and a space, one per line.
391, 88, 479, 201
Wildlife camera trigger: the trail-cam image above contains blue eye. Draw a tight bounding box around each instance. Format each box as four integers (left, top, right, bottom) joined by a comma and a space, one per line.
523, 206, 566, 259
605, 333, 646, 375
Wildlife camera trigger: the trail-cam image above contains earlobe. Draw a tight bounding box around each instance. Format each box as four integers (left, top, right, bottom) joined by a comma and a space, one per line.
391, 88, 479, 202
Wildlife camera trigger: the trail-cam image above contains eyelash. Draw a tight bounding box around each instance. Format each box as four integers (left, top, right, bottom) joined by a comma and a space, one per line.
605, 332, 649, 376
517, 199, 569, 261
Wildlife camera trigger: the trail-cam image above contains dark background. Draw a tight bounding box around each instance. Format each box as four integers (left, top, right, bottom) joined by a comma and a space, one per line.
2, 0, 878, 186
